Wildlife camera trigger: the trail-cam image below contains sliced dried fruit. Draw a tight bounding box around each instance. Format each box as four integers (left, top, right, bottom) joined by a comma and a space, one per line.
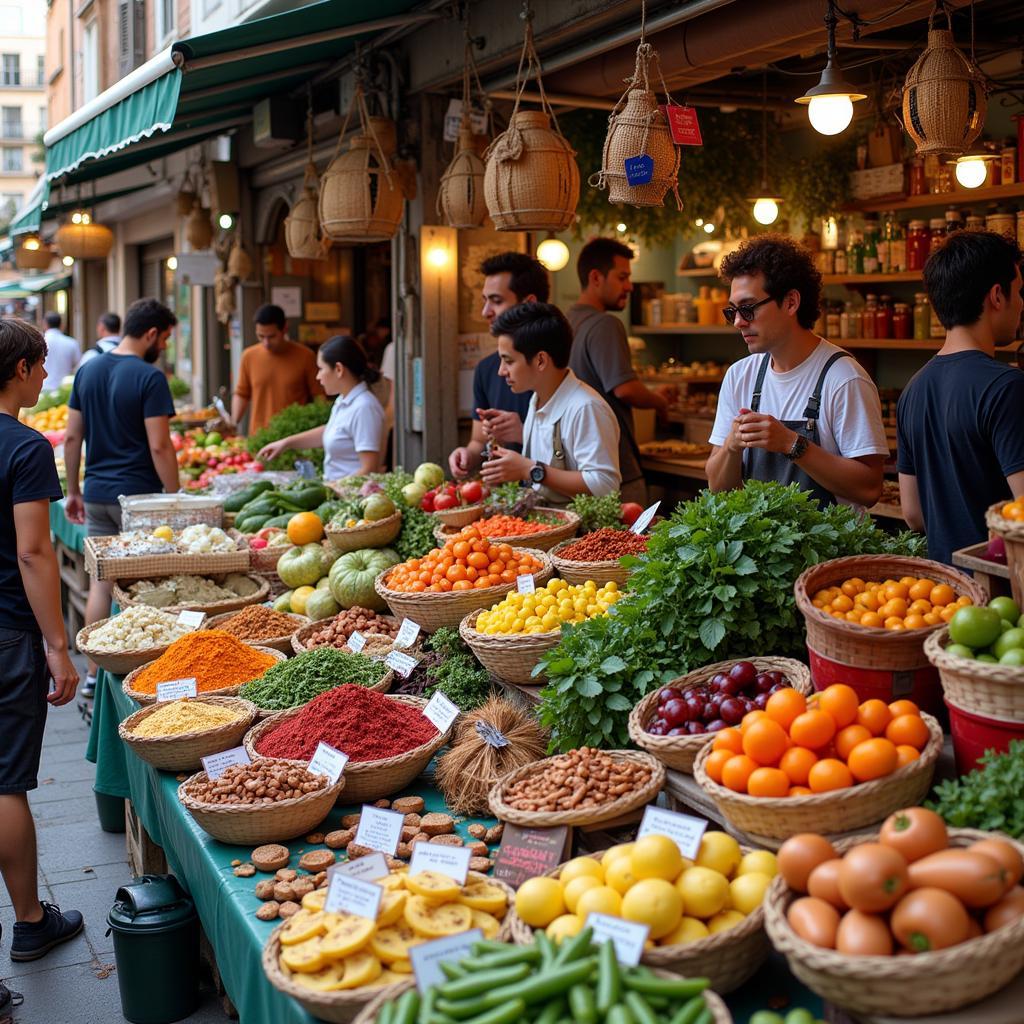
288, 962, 348, 991
469, 909, 501, 940
301, 890, 327, 913
280, 936, 327, 974
370, 922, 421, 963
404, 894, 472, 938
406, 870, 460, 902
377, 889, 407, 927
458, 881, 508, 916
319, 914, 375, 960
337, 950, 382, 990
279, 909, 328, 946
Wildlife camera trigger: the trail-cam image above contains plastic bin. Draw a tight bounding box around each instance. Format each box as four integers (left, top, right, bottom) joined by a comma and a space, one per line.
946, 698, 1024, 774
94, 790, 126, 833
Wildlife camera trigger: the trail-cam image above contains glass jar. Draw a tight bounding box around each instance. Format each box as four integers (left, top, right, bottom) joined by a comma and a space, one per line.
1003, 145, 1018, 185
945, 208, 963, 234
1017, 210, 1024, 250
862, 294, 878, 339
965, 213, 985, 231
826, 305, 841, 338
907, 220, 931, 271
987, 207, 1016, 239
893, 302, 912, 340
833, 246, 848, 275
875, 296, 894, 339
840, 303, 852, 340
847, 306, 863, 339
913, 293, 931, 341
929, 218, 946, 254
890, 222, 906, 272
909, 157, 926, 196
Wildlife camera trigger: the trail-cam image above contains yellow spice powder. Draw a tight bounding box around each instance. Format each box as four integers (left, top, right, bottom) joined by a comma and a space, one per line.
132, 700, 243, 738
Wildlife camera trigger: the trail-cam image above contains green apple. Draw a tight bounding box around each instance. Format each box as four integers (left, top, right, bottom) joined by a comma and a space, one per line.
989, 596, 1021, 623
994, 628, 1024, 659
999, 648, 1024, 667
946, 643, 975, 659
977, 654, 999, 663
999, 619, 1016, 634
948, 606, 1003, 649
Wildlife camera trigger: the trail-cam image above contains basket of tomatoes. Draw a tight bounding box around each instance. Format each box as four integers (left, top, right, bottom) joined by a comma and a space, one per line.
435, 510, 581, 552
423, 479, 488, 528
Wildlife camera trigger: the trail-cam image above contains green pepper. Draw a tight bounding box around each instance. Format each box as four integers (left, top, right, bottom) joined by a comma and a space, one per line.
595, 940, 621, 1014
669, 996, 708, 1024
438, 964, 530, 1001
568, 983, 597, 1024
623, 992, 658, 1024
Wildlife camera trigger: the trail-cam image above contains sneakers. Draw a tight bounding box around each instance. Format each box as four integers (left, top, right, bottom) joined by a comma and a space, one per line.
10, 903, 84, 962
80, 675, 96, 699
0, 981, 23, 1014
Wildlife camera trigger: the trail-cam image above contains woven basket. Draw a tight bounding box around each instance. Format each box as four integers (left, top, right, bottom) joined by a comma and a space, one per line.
601, 90, 681, 207
438, 126, 488, 229
925, 626, 1024, 720
325, 511, 402, 553
290, 615, 401, 655
179, 758, 345, 844
432, 503, 484, 529
86, 536, 251, 582
629, 657, 814, 774
55, 219, 113, 260
693, 712, 943, 841
113, 574, 271, 617
375, 549, 553, 633
794, 555, 987, 672
459, 609, 562, 686
319, 133, 404, 244
550, 539, 636, 587
119, 697, 260, 772
74, 616, 183, 676
122, 645, 288, 706
15, 242, 53, 271
248, 544, 288, 574
986, 501, 1024, 609
436, 510, 580, 552
284, 171, 326, 261
764, 828, 1024, 1016
204, 611, 309, 655
489, 749, 665, 828
244, 694, 453, 804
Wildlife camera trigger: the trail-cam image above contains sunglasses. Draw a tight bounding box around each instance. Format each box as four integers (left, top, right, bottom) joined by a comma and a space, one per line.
722, 296, 774, 325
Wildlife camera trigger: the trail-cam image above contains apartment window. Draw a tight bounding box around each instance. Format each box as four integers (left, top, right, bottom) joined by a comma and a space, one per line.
118, 0, 145, 77
36, 55, 44, 86
38, 106, 46, 133
156, 0, 175, 42
1, 54, 19, 87
2, 148, 23, 172
1, 108, 21, 139
83, 21, 99, 102
203, 0, 222, 16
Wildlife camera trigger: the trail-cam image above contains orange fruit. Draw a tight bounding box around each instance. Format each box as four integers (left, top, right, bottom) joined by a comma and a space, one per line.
857, 699, 892, 736
747, 767, 790, 798
883, 616, 904, 630
885, 713, 930, 750
940, 605, 958, 623
765, 689, 807, 731
908, 599, 932, 615
860, 612, 883, 628
846, 737, 899, 782
879, 598, 908, 619
808, 758, 853, 793
721, 755, 759, 793
841, 578, 865, 597
788, 786, 813, 797
895, 745, 920, 767
831, 595, 854, 613
740, 710, 767, 733
779, 746, 818, 786
742, 718, 789, 766
845, 610, 864, 623
888, 699, 919, 718
704, 749, 734, 785
923, 612, 942, 626
712, 727, 744, 755
835, 724, 872, 761
1004, 501, 1024, 521
789, 710, 837, 750
904, 614, 927, 630
286, 511, 324, 545
956, 595, 974, 608
929, 583, 954, 607
818, 684, 859, 728
884, 582, 909, 601
908, 579, 934, 602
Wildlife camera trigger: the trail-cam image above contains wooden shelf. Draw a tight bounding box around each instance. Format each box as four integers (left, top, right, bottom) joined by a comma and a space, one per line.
675, 267, 719, 278
822, 272, 922, 286
841, 338, 941, 351
631, 324, 736, 335
847, 180, 1024, 214
640, 456, 709, 481
643, 374, 725, 385
868, 501, 906, 522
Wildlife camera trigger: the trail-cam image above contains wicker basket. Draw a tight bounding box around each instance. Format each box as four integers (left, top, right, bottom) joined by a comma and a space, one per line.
436, 510, 580, 553
432, 503, 484, 529
375, 549, 553, 633
244, 694, 453, 804
112, 574, 271, 617
118, 697, 260, 772
986, 501, 1024, 609
601, 88, 681, 208
550, 539, 637, 587
74, 616, 183, 676
122, 646, 288, 706
284, 167, 326, 261
459, 609, 561, 686
794, 555, 988, 672
55, 219, 114, 260
764, 828, 1024, 1016
204, 611, 309, 655
290, 615, 401, 656
693, 712, 943, 840
489, 750, 665, 828
248, 544, 288, 574
85, 536, 251, 582
179, 758, 345, 844
629, 658, 814, 774
437, 126, 488, 229
325, 511, 402, 553
925, 625, 1024, 720
319, 133, 404, 244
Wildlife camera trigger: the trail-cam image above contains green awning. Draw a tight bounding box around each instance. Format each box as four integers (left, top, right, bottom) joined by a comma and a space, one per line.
9, 179, 49, 236
20, 272, 72, 294
0, 279, 30, 298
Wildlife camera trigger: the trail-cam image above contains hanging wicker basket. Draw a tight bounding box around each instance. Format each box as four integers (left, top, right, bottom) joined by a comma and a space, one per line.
366, 115, 397, 157
438, 125, 488, 229
227, 237, 253, 280
185, 203, 214, 251
55, 219, 113, 260
176, 187, 196, 216
901, 7, 987, 156
285, 161, 326, 261
14, 241, 52, 271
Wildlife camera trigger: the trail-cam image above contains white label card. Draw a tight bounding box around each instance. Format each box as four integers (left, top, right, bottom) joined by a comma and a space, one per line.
347, 631, 366, 653
324, 871, 383, 920
333, 852, 390, 881
637, 806, 708, 861
409, 842, 472, 884
586, 912, 649, 966
409, 929, 483, 993
306, 742, 349, 785
630, 501, 661, 535
385, 651, 418, 678
394, 619, 421, 649
353, 805, 405, 855
177, 610, 207, 630
156, 677, 197, 701
516, 573, 535, 595
422, 691, 459, 733
201, 746, 251, 781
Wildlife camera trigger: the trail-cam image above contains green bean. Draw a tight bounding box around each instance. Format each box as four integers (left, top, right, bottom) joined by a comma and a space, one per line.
460, 999, 527, 1024
461, 946, 541, 971
392, 989, 420, 1024
595, 939, 621, 1014
692, 1009, 713, 1024
606, 1005, 635, 1024
669, 995, 708, 1024
417, 988, 437, 1024
621, 974, 709, 999
440, 961, 468, 980
533, 998, 567, 1024
568, 983, 597, 1024
479, 957, 598, 1010
623, 992, 658, 1024
438, 964, 530, 1002
471, 940, 512, 956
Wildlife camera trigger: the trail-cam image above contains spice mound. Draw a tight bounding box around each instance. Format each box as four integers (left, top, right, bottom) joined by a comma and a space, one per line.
127, 573, 259, 608
470, 514, 559, 537
87, 605, 192, 651
215, 606, 299, 642
129, 699, 245, 738
255, 684, 438, 762
238, 647, 387, 711
132, 631, 277, 694
502, 747, 653, 813
303, 607, 399, 650
558, 527, 648, 562
184, 758, 328, 805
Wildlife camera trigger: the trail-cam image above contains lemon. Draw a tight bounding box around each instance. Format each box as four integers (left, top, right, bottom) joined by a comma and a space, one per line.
659, 916, 710, 946
707, 909, 746, 934
514, 877, 565, 928
545, 914, 583, 942
291, 585, 316, 615
576, 886, 622, 920
152, 525, 174, 541
630, 835, 683, 882
728, 872, 772, 915
695, 832, 742, 878
563, 875, 602, 913
620, 878, 683, 939
736, 851, 778, 879
604, 856, 638, 896
560, 857, 605, 886
676, 867, 730, 920
602, 843, 635, 867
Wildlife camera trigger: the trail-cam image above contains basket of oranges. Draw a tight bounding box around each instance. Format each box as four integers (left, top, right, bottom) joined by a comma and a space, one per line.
692, 684, 943, 841
986, 500, 1024, 609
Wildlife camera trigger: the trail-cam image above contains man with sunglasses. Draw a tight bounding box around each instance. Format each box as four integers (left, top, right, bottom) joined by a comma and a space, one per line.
706, 235, 887, 508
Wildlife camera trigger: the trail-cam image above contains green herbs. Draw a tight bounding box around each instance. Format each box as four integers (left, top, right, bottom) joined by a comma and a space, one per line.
394, 504, 438, 561
927, 741, 1024, 838
423, 627, 492, 711
238, 647, 386, 710
168, 376, 190, 398
246, 398, 334, 471
569, 493, 624, 534
536, 482, 925, 751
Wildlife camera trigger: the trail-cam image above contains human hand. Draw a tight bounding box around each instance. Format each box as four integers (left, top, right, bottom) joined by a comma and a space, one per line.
449, 447, 472, 478
46, 648, 79, 706
480, 447, 532, 485
477, 409, 523, 445
735, 412, 798, 454
257, 440, 288, 462
64, 493, 85, 524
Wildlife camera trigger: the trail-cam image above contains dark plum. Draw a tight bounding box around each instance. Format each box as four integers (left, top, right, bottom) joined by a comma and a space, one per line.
755, 673, 774, 693
753, 692, 770, 710
667, 726, 688, 737
728, 661, 758, 688
662, 699, 691, 727
719, 697, 746, 725
705, 719, 726, 733
658, 688, 682, 706
686, 721, 706, 734
769, 683, 788, 694
647, 723, 666, 736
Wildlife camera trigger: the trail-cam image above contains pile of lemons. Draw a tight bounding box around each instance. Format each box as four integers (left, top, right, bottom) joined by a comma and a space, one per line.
475, 578, 623, 635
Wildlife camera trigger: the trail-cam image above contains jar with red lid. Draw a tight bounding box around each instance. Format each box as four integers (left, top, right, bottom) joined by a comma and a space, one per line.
875, 296, 894, 340
893, 302, 911, 340
907, 221, 931, 271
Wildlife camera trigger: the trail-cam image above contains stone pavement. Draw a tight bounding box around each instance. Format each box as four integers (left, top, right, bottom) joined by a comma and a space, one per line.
0, 663, 227, 1024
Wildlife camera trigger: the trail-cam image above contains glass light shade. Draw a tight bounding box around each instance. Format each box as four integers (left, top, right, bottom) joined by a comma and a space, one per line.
218, 213, 234, 230
166, 256, 178, 270
426, 244, 450, 268
61, 255, 74, 266
536, 238, 570, 272
955, 157, 988, 189
752, 197, 780, 225
807, 94, 855, 136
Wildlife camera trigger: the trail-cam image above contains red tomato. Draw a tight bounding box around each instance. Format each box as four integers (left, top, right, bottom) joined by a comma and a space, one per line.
433, 493, 458, 510
621, 502, 644, 525
460, 480, 483, 504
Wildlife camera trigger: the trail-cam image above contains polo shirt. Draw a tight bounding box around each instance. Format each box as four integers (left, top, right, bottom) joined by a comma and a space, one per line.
322, 382, 386, 480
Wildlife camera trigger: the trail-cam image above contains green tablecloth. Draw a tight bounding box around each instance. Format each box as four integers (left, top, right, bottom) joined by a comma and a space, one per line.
50, 498, 87, 553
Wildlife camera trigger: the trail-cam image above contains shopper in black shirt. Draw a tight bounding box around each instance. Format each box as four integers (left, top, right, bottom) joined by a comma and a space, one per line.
897, 230, 1024, 564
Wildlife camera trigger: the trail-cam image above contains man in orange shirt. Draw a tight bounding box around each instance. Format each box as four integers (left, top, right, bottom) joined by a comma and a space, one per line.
231, 304, 323, 433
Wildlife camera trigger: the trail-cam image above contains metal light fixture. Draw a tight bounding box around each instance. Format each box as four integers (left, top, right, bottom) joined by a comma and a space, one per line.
536, 236, 570, 271
954, 149, 994, 189
750, 72, 782, 225
218, 213, 234, 230
795, 0, 866, 136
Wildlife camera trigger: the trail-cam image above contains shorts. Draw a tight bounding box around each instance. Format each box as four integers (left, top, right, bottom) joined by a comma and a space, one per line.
0, 628, 49, 794
85, 502, 123, 537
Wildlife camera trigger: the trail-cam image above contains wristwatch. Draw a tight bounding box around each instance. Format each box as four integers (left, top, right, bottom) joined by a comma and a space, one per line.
784, 434, 810, 462
529, 462, 547, 484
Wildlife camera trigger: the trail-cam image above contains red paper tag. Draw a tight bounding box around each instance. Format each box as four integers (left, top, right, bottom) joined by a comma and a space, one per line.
661, 105, 702, 146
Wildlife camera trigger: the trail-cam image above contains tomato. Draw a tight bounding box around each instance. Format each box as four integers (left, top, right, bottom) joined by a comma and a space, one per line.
620, 502, 643, 525
879, 808, 948, 863
969, 839, 1024, 892
984, 886, 1024, 932
891, 887, 969, 952
807, 858, 847, 911
786, 896, 839, 949
907, 850, 1007, 908
777, 834, 837, 893
420, 494, 435, 511
835, 909, 894, 956
459, 480, 483, 504
433, 493, 457, 510
838, 844, 909, 913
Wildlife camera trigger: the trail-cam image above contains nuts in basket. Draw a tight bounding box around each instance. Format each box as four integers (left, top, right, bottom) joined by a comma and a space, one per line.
184, 759, 329, 805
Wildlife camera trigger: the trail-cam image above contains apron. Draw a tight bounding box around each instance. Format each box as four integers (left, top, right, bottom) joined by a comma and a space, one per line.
525, 418, 571, 508
742, 351, 851, 508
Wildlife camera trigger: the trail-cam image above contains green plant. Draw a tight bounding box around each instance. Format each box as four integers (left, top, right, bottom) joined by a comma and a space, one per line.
778, 134, 859, 227
569, 493, 624, 534
424, 627, 492, 711
245, 398, 334, 471
168, 375, 190, 398
926, 741, 1024, 838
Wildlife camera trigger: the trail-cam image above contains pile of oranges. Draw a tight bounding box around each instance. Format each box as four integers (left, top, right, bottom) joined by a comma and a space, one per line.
1001, 500, 1024, 521
703, 684, 933, 799
384, 526, 544, 593
812, 576, 970, 631
470, 515, 558, 538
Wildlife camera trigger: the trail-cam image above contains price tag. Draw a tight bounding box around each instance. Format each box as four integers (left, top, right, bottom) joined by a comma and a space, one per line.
156, 677, 197, 702
586, 913, 649, 966
409, 842, 472, 884
630, 501, 661, 535
624, 154, 654, 186
637, 806, 707, 861
347, 631, 366, 653
516, 573, 535, 595
353, 805, 405, 855
660, 104, 703, 146
324, 871, 383, 919
176, 610, 207, 630
334, 852, 389, 881
394, 619, 421, 649
385, 650, 418, 679
493, 824, 570, 889
422, 690, 459, 733
307, 742, 349, 785
200, 746, 251, 781
409, 929, 483, 993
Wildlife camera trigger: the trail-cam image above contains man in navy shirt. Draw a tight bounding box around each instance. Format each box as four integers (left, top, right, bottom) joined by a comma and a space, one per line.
898, 230, 1024, 564
0, 319, 84, 1001
448, 252, 548, 478
64, 298, 180, 695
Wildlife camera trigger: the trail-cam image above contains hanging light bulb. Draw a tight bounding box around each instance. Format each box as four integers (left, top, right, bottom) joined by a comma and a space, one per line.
703, 222, 716, 234
22, 234, 40, 251
795, 0, 866, 136
752, 198, 780, 226
536, 237, 570, 272
62, 255, 75, 267
218, 213, 234, 230
694, 218, 704, 228
166, 256, 178, 271
954, 151, 992, 189
749, 72, 783, 226
616, 222, 628, 234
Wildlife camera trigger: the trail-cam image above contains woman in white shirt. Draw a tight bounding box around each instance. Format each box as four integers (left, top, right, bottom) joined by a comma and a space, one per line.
258, 335, 386, 479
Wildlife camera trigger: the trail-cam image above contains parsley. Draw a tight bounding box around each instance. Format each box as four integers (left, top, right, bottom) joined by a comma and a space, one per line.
927, 740, 1024, 838
569, 492, 624, 533
423, 628, 492, 711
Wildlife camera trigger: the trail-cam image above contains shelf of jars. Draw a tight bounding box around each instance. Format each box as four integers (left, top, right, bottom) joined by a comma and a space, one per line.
847, 180, 1024, 215
822, 271, 922, 285
631, 324, 736, 335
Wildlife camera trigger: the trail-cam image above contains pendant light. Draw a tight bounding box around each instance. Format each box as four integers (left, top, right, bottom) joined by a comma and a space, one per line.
795, 0, 866, 136
750, 72, 782, 225
536, 236, 570, 271
954, 149, 993, 188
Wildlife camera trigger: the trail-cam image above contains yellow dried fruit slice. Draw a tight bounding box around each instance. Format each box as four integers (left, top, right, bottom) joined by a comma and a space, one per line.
377, 889, 407, 927
300, 890, 328, 913
404, 894, 472, 938
391, 958, 413, 974
406, 870, 461, 902
364, 968, 406, 989
337, 950, 383, 990
370, 922, 420, 963
458, 882, 508, 916
280, 910, 328, 946
319, 914, 375, 961
469, 909, 501, 941
379, 872, 407, 892
288, 962, 348, 992
280, 937, 327, 974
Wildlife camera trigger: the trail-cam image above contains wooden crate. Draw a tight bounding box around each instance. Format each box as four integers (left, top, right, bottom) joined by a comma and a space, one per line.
953, 542, 1012, 601
56, 539, 88, 595
125, 800, 167, 877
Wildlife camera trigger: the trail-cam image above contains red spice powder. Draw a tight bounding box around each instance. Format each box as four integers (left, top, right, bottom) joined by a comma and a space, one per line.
255, 683, 438, 762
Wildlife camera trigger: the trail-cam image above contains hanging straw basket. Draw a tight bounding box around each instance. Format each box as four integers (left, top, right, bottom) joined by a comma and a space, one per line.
986, 501, 1024, 609
365, 115, 397, 157
226, 238, 253, 280
55, 219, 113, 260
14, 240, 52, 271
438, 125, 488, 229
285, 173, 326, 261
185, 204, 214, 250
901, 6, 987, 156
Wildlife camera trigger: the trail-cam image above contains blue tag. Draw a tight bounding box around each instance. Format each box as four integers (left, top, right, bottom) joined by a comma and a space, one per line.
294, 459, 316, 479
624, 154, 654, 186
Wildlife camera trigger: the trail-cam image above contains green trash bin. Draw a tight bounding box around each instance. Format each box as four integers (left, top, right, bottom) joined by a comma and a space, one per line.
107, 875, 200, 1024
94, 790, 126, 833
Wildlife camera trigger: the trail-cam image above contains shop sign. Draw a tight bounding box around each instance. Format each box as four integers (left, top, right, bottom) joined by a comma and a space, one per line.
493, 824, 570, 888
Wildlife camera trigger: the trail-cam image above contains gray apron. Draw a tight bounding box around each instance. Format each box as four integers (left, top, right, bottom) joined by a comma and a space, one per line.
742, 351, 851, 508
529, 418, 571, 508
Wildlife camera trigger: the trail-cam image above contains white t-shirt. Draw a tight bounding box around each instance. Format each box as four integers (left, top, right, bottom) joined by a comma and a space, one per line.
710, 338, 890, 462
42, 328, 81, 387
322, 382, 386, 480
